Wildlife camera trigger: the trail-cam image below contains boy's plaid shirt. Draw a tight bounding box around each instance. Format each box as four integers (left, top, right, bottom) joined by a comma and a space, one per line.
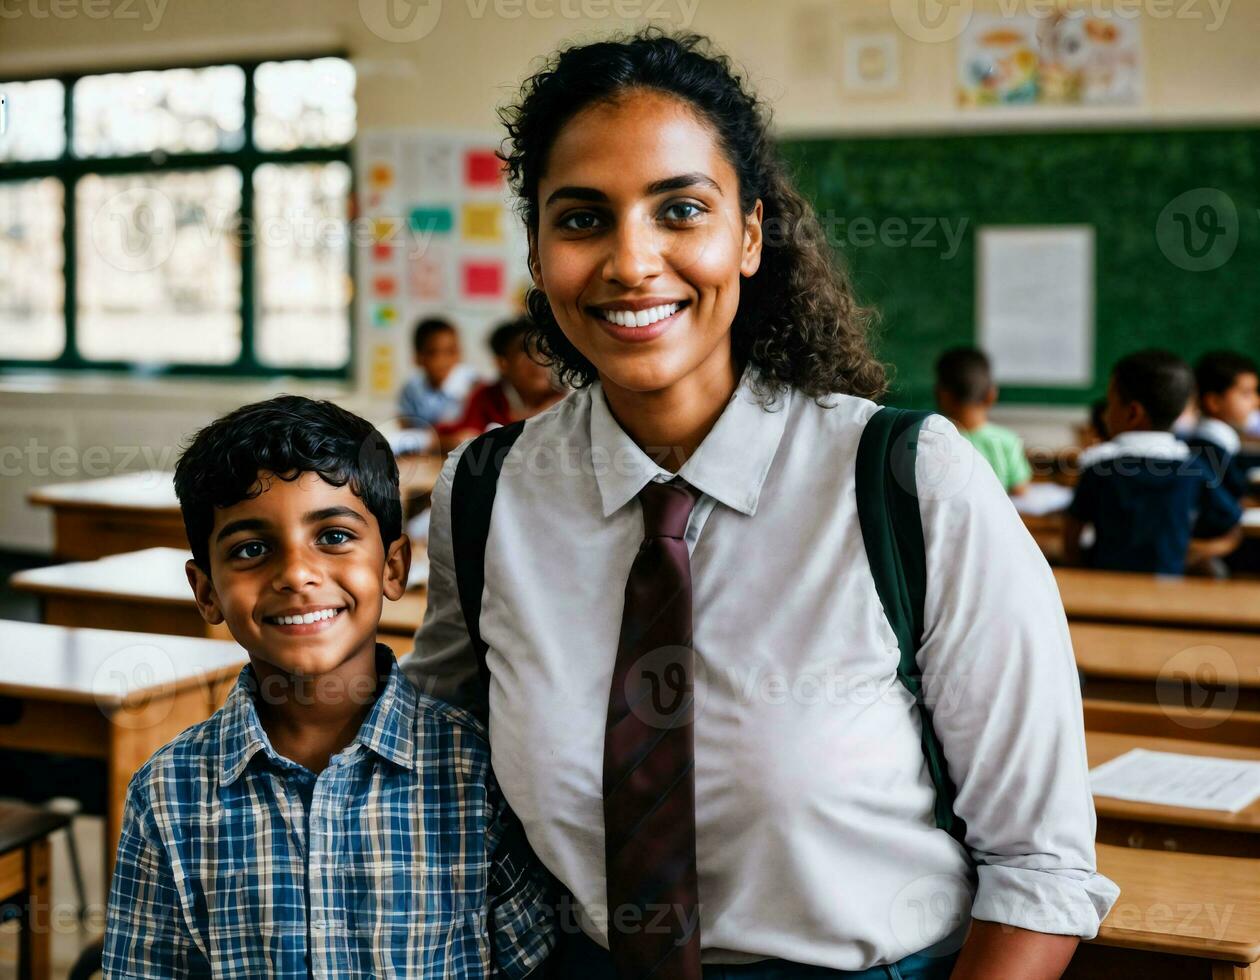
103, 649, 553, 978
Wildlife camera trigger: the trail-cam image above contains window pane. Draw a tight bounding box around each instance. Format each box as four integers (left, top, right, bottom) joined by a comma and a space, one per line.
0, 79, 66, 162
254, 161, 351, 368
73, 66, 245, 158
0, 178, 64, 359
77, 168, 242, 364
254, 58, 355, 151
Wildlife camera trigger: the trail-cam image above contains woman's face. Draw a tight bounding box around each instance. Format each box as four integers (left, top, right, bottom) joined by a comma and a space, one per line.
531, 89, 762, 396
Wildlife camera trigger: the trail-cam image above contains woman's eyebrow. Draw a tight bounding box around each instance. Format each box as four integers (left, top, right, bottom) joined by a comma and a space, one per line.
544, 172, 721, 209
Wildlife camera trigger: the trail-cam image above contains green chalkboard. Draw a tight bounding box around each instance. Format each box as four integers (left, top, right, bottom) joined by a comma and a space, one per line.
779, 129, 1260, 409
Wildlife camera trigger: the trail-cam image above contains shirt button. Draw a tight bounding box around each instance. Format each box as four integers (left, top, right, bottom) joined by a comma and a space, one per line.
312, 917, 325, 930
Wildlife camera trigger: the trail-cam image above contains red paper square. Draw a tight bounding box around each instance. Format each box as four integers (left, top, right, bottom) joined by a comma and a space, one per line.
462, 260, 503, 298
465, 150, 503, 188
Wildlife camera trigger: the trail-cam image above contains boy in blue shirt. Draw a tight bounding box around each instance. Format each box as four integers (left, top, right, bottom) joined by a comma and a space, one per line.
1186, 350, 1260, 500
1064, 350, 1242, 575
398, 317, 481, 430
103, 395, 553, 978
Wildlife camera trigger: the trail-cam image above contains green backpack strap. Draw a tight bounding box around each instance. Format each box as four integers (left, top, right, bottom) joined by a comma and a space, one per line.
855, 407, 967, 844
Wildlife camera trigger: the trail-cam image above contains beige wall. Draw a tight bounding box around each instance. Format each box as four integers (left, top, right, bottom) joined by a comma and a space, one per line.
1, 0, 1256, 551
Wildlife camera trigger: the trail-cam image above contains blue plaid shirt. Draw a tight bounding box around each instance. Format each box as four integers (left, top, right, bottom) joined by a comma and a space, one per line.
104, 649, 553, 978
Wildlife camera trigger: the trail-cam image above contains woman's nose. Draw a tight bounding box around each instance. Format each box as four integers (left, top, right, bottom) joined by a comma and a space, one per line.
602, 218, 664, 287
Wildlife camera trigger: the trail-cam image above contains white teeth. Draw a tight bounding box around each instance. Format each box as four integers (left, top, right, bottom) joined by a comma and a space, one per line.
600, 302, 680, 328
272, 608, 339, 625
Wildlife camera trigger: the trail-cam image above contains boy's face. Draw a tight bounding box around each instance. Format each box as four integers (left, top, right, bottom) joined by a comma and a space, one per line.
499, 340, 556, 401
416, 329, 460, 388
1104, 377, 1151, 436
1206, 372, 1259, 429
186, 471, 409, 678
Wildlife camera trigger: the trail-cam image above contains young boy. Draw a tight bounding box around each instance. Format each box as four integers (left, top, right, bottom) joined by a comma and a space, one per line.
103, 396, 553, 978
934, 346, 1032, 493
398, 316, 481, 429
436, 318, 563, 452
1064, 350, 1243, 575
1186, 350, 1260, 500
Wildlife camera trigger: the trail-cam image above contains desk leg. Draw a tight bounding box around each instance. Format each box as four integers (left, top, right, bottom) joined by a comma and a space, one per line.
18, 838, 51, 980
105, 685, 224, 879
1213, 965, 1256, 980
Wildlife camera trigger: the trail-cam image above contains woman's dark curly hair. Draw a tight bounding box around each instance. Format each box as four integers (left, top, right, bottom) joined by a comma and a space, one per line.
498, 28, 887, 405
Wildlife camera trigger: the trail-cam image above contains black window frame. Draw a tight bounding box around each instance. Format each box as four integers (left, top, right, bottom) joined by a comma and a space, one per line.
0, 52, 355, 380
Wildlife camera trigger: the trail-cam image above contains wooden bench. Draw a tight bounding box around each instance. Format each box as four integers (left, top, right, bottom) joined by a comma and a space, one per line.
1083, 699, 1260, 747
0, 802, 70, 980
1056, 568, 1260, 631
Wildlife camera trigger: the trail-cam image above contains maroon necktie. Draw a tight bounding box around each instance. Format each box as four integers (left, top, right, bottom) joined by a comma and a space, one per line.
603, 478, 703, 980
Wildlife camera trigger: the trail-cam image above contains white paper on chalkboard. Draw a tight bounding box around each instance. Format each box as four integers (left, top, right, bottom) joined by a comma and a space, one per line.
977, 226, 1094, 386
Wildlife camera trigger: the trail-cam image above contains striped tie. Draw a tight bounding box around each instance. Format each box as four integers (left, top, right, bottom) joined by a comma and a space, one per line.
603, 478, 703, 980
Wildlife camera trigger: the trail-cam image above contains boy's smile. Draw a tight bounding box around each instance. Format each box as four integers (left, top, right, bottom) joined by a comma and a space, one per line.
186, 470, 409, 678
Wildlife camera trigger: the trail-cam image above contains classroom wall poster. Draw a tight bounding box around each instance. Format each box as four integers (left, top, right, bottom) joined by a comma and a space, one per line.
957, 10, 1142, 108
356, 131, 530, 398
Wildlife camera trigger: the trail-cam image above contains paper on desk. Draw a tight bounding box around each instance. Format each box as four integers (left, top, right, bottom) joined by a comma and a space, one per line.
1242, 508, 1260, 528
1012, 482, 1074, 516
1090, 748, 1260, 813
1248, 466, 1260, 486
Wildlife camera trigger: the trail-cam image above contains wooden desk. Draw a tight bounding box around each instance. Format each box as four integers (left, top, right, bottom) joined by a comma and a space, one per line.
28, 462, 444, 560
1087, 729, 1260, 857
1084, 699, 1260, 749
0, 621, 244, 878
1070, 844, 1260, 979
10, 547, 427, 658
1056, 568, 1260, 631
28, 471, 187, 560
1073, 622, 1260, 712
0, 802, 70, 980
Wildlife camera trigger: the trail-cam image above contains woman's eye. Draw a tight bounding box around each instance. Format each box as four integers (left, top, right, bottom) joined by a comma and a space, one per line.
559, 211, 602, 232
230, 541, 268, 560
318, 529, 354, 546
663, 202, 704, 223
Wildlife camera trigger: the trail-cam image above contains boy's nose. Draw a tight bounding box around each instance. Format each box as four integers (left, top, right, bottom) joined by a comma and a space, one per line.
272, 551, 322, 591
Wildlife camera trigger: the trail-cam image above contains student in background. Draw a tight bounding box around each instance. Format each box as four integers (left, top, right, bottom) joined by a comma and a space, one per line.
934, 346, 1032, 494
1064, 350, 1243, 575
436, 316, 564, 451
1186, 350, 1260, 500
398, 316, 481, 430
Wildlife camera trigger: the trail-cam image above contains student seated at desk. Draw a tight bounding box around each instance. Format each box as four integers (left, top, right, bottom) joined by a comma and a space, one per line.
103, 395, 553, 979
934, 346, 1032, 493
1064, 350, 1243, 576
436, 316, 564, 452
397, 316, 482, 430
1185, 350, 1260, 500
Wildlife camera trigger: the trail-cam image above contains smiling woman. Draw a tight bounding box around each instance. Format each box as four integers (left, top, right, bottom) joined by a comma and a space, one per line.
405, 28, 1117, 980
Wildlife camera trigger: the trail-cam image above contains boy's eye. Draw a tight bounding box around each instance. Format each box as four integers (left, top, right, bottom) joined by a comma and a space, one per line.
318, 528, 355, 546
229, 540, 268, 560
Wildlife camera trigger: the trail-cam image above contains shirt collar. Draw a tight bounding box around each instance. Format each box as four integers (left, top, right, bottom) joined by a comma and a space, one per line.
1195, 417, 1242, 455
218, 646, 417, 786
587, 362, 791, 518
1078, 429, 1190, 469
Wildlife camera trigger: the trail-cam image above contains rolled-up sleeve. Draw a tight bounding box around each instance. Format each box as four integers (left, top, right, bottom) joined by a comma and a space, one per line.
401, 440, 487, 715
913, 415, 1119, 938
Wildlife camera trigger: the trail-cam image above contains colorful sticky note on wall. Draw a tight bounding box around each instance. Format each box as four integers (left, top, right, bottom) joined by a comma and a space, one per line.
372, 217, 402, 244
462, 260, 505, 299
465, 149, 503, 188
370, 343, 394, 394
372, 303, 397, 327
372, 275, 398, 298
409, 254, 446, 301
461, 202, 503, 243
369, 163, 395, 189
372, 242, 395, 262
409, 206, 454, 235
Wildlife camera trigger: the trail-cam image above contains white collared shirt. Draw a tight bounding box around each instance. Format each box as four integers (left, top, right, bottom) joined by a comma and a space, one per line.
1077, 429, 1192, 471
1193, 417, 1242, 456
403, 366, 1118, 969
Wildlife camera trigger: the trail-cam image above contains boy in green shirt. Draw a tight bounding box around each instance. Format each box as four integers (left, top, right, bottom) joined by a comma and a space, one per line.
935, 346, 1032, 494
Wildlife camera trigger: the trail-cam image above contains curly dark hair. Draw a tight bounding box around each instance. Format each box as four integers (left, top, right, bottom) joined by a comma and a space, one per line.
174, 395, 402, 572
498, 28, 887, 405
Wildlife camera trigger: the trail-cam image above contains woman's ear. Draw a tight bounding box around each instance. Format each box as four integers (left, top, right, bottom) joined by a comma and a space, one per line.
527, 228, 543, 290
382, 535, 412, 602
185, 559, 225, 625
740, 199, 764, 278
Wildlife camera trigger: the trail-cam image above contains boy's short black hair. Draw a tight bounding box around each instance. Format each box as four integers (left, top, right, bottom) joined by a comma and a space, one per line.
1090, 397, 1109, 441
489, 317, 531, 359
1111, 349, 1194, 431
174, 395, 402, 572
412, 316, 456, 354
1195, 350, 1258, 400
935, 346, 993, 404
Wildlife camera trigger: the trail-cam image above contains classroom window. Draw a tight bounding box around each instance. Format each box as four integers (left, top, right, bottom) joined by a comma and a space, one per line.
0, 56, 354, 379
